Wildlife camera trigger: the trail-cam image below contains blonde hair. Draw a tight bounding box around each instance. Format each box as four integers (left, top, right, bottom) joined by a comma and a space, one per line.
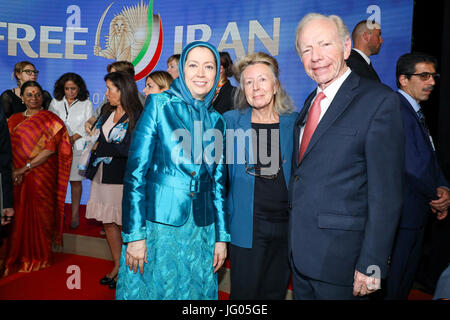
147, 70, 173, 91
233, 52, 295, 114
295, 13, 350, 58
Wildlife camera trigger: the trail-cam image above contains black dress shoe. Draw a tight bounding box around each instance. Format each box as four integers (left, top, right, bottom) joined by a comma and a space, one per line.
109, 276, 118, 289
100, 275, 116, 285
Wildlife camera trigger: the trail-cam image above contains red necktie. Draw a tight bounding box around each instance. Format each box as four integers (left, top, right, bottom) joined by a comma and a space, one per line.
298, 92, 326, 163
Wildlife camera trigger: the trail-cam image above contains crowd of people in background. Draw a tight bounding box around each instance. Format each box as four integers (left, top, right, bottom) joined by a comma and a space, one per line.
1, 12, 450, 301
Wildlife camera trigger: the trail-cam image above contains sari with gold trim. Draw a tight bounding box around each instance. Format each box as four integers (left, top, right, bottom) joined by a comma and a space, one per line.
3, 110, 72, 276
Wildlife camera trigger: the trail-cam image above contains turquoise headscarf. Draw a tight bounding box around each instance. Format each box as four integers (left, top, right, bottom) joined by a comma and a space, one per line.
167, 41, 221, 110
166, 41, 221, 176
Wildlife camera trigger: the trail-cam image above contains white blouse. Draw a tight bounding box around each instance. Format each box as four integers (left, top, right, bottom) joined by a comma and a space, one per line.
49, 97, 93, 155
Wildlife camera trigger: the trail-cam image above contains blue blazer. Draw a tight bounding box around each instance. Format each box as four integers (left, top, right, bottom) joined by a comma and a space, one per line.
121, 92, 230, 244
224, 107, 298, 248
398, 92, 448, 229
289, 72, 405, 286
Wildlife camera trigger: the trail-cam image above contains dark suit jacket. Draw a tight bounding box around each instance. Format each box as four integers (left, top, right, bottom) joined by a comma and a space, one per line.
213, 80, 236, 114
289, 71, 404, 286
0, 106, 13, 209
92, 110, 137, 184
398, 92, 448, 229
345, 49, 380, 82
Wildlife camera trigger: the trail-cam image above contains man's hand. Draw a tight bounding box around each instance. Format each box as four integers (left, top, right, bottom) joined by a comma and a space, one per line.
1, 208, 15, 226
430, 187, 450, 220
353, 270, 381, 296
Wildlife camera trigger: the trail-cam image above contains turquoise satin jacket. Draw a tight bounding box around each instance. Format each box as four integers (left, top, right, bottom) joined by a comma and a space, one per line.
121, 92, 230, 244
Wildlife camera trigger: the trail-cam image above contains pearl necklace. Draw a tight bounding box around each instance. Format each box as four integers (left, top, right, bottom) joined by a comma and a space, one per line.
24, 108, 43, 117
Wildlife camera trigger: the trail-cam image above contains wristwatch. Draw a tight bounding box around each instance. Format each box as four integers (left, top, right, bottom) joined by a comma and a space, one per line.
26, 162, 31, 170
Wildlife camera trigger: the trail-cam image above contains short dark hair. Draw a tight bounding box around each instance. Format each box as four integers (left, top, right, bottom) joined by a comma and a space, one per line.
351, 20, 368, 42
103, 71, 143, 131
219, 51, 234, 78
396, 52, 438, 88
53, 72, 90, 101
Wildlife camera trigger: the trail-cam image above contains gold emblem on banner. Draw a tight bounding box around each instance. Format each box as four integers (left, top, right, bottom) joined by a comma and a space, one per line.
94, 1, 149, 62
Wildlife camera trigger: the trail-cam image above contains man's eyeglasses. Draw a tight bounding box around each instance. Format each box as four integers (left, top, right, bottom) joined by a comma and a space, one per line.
405, 72, 440, 81
245, 162, 280, 180
22, 69, 39, 75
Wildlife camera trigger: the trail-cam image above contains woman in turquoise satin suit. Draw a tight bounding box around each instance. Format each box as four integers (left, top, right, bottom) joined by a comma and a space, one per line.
115, 41, 230, 300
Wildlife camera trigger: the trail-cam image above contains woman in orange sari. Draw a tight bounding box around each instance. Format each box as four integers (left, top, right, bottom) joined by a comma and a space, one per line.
2, 81, 72, 276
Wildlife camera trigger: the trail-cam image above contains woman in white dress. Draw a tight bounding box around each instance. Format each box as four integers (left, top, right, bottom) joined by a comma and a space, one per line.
49, 73, 93, 229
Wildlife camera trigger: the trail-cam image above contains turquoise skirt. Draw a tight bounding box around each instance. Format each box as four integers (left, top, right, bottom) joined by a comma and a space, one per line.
115, 212, 217, 300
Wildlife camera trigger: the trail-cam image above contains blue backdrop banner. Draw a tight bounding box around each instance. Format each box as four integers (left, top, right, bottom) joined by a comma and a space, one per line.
0, 0, 413, 109
0, 0, 413, 204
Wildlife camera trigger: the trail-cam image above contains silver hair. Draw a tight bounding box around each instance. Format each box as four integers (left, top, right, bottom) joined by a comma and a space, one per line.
295, 13, 350, 58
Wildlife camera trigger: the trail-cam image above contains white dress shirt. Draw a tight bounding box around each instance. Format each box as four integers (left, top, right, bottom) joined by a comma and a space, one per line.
49, 97, 93, 155
299, 68, 352, 144
353, 48, 371, 65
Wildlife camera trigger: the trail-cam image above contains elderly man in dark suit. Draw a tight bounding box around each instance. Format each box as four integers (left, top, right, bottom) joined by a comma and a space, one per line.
345, 20, 383, 82
384, 52, 449, 300
289, 13, 404, 299
0, 106, 14, 229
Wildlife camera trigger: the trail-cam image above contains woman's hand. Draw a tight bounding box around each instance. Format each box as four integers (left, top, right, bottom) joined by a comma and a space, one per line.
12, 167, 26, 185
85, 117, 96, 135
126, 239, 147, 275
213, 242, 227, 273
91, 141, 99, 151
69, 134, 82, 147
85, 121, 92, 135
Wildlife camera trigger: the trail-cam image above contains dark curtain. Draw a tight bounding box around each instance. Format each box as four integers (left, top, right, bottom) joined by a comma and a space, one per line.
412, 0, 450, 292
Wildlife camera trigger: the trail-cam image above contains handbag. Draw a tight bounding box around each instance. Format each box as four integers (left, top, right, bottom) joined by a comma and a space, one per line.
78, 119, 101, 180
83, 149, 98, 180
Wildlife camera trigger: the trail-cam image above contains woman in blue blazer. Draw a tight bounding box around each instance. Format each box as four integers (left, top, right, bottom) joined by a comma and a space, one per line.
116, 42, 230, 300
224, 52, 297, 299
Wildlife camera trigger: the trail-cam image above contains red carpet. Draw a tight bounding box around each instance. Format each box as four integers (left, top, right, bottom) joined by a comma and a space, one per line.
0, 203, 430, 300
0, 253, 115, 300
408, 289, 432, 300
0, 251, 432, 300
